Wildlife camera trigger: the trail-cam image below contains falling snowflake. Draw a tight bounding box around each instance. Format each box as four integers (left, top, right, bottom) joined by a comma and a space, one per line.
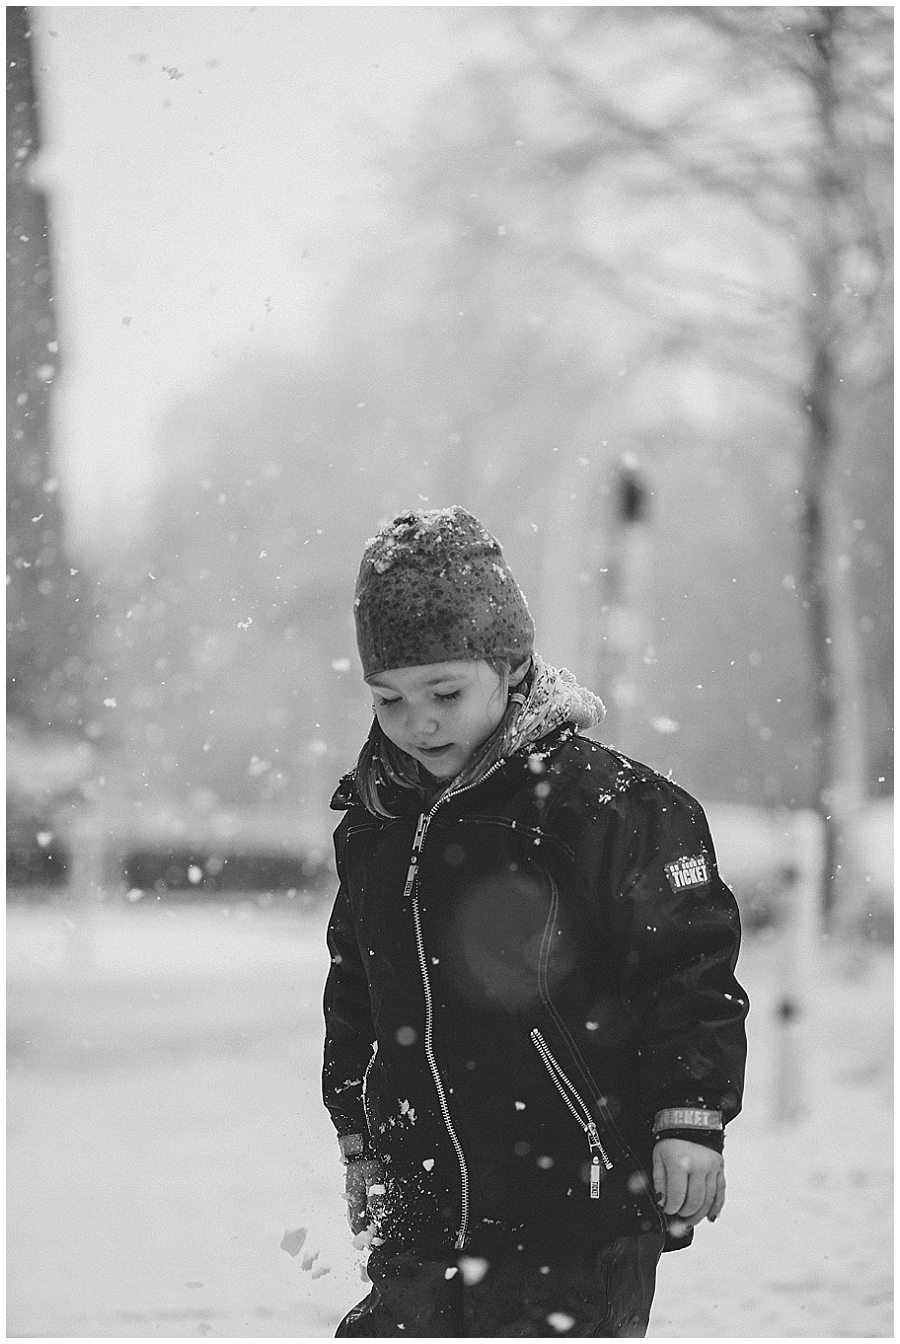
548, 1312, 576, 1332
458, 1256, 489, 1286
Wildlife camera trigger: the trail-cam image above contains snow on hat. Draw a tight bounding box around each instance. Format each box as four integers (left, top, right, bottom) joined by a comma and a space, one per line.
354, 506, 534, 679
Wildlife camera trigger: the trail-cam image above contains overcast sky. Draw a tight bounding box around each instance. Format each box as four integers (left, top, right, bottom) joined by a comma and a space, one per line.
31, 6, 483, 555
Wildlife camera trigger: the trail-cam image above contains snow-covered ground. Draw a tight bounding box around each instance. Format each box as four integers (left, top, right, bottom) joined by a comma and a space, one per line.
7, 897, 892, 1338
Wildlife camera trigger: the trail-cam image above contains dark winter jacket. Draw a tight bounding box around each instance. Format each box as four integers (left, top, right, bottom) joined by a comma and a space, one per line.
323, 725, 748, 1255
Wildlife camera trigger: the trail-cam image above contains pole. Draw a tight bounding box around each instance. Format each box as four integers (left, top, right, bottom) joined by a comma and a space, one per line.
606, 455, 652, 754
772, 808, 824, 1122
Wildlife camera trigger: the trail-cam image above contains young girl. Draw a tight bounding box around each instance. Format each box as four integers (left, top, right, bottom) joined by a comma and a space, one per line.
323, 507, 748, 1337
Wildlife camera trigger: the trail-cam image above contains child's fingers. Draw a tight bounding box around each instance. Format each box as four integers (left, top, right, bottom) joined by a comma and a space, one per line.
680, 1167, 727, 1229
344, 1184, 370, 1233
344, 1160, 385, 1234
678, 1170, 716, 1227
659, 1155, 689, 1215
651, 1145, 669, 1210
677, 1168, 709, 1219
708, 1168, 727, 1222
346, 1195, 369, 1234
653, 1140, 726, 1222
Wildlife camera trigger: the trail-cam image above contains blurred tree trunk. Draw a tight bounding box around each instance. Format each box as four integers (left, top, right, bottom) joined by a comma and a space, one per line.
799, 8, 871, 922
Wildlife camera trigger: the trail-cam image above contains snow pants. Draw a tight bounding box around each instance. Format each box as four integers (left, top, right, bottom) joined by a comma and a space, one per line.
335, 1230, 666, 1337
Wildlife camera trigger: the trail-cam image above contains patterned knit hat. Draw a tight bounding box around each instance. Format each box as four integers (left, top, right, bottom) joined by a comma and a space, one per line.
354, 507, 534, 679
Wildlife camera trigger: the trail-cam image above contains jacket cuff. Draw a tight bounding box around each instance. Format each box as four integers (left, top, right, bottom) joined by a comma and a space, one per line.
337, 1132, 376, 1164
652, 1107, 723, 1134
652, 1107, 724, 1152
654, 1127, 724, 1153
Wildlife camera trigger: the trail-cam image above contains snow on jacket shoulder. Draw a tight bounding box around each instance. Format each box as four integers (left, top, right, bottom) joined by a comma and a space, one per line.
322, 727, 748, 1253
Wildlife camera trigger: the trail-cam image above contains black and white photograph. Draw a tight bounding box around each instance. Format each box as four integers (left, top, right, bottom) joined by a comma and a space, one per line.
7, 5, 892, 1337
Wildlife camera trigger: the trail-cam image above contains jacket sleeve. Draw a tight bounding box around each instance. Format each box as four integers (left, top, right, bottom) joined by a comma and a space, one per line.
322, 824, 376, 1145
611, 780, 748, 1132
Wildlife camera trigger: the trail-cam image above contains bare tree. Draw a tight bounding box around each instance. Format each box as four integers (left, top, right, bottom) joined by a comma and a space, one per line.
557, 6, 890, 922
389, 6, 892, 920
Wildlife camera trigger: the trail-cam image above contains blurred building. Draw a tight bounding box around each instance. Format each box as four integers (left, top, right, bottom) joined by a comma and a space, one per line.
7, 6, 95, 883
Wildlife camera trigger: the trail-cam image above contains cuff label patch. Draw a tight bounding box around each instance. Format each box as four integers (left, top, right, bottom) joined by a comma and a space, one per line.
665, 854, 711, 891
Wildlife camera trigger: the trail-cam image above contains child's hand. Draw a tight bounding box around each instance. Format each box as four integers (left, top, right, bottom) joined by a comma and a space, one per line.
343, 1158, 386, 1236
652, 1138, 725, 1228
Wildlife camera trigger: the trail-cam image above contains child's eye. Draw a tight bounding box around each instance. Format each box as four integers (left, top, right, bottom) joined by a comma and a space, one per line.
435, 690, 460, 703
375, 697, 400, 710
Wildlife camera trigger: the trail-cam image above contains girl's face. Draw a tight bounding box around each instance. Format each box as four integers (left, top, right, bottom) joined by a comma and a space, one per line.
368, 660, 509, 781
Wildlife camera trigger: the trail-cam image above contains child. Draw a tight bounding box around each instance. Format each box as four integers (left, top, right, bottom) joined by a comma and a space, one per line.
323, 507, 748, 1337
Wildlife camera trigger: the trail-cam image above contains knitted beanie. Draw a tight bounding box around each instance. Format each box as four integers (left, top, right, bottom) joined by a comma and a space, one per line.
354, 507, 534, 679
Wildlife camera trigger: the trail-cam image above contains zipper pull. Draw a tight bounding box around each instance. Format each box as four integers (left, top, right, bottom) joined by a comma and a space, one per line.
412, 812, 428, 847
590, 1155, 601, 1199
587, 1123, 613, 1172
402, 813, 429, 901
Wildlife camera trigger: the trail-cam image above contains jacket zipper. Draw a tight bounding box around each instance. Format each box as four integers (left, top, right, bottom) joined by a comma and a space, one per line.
361, 1045, 377, 1135
402, 811, 429, 900
410, 896, 470, 1248
530, 1028, 613, 1199
403, 763, 505, 1249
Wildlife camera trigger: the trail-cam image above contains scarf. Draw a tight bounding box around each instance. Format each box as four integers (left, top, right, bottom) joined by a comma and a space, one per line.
501, 653, 606, 759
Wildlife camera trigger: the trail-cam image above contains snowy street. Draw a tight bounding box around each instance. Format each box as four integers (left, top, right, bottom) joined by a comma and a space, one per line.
7, 899, 892, 1338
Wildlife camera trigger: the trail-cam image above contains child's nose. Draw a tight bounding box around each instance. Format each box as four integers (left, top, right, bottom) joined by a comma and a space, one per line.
409, 704, 438, 737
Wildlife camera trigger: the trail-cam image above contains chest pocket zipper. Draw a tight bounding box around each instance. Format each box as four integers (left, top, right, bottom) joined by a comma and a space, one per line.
530, 1028, 613, 1199
361, 1046, 378, 1133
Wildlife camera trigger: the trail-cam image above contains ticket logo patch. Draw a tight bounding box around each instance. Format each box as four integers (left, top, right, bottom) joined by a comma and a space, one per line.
665, 854, 711, 891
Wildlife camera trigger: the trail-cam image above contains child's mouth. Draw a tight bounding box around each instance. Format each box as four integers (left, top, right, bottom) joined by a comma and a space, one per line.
419, 744, 452, 756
